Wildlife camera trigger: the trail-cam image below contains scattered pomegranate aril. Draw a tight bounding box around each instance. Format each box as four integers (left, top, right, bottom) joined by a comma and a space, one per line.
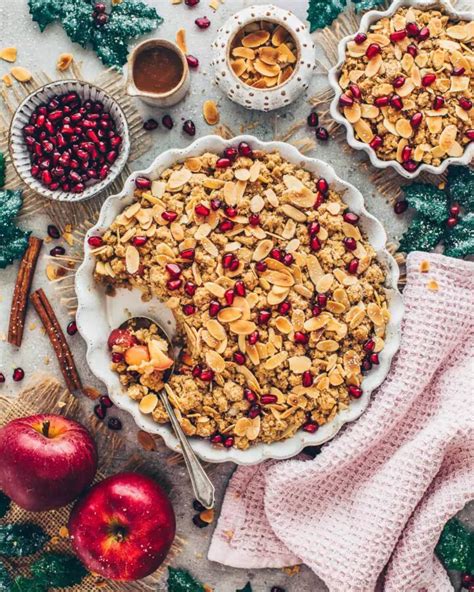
248, 404, 261, 419
406, 21, 419, 37
402, 160, 419, 172
183, 120, 196, 136
94, 404, 106, 420
339, 93, 354, 108
0, 373, 5, 384
307, 112, 319, 127
390, 29, 407, 42
238, 141, 253, 157
308, 221, 320, 236
162, 114, 174, 129
47, 224, 60, 239
278, 301, 291, 316
343, 212, 359, 224
143, 118, 158, 131
302, 422, 318, 433
192, 365, 202, 378
132, 236, 147, 247
185, 0, 199, 5
401, 145, 412, 163
317, 293, 327, 308
210, 198, 222, 211
362, 358, 372, 373
349, 84, 361, 100
249, 214, 260, 226
343, 237, 357, 251
210, 433, 222, 444
316, 178, 329, 194
449, 203, 461, 217
257, 310, 271, 325
347, 259, 359, 274
229, 258, 239, 271
363, 339, 375, 352
186, 55, 199, 68
421, 73, 436, 87
261, 394, 278, 405
50, 246, 65, 256
255, 260, 267, 273
66, 320, 78, 335
394, 200, 408, 214
219, 219, 234, 232
223, 436, 234, 448
248, 331, 260, 345
167, 279, 182, 291
348, 385, 363, 398
180, 248, 195, 260
374, 96, 389, 108
294, 331, 309, 345
310, 236, 322, 251
446, 216, 458, 228
233, 352, 246, 365
195, 203, 210, 217
283, 253, 294, 266
209, 301, 221, 317
452, 66, 465, 76
13, 367, 25, 382
183, 304, 196, 316
244, 388, 257, 403
224, 206, 237, 218
184, 281, 197, 297
365, 43, 381, 59
111, 352, 123, 363
369, 135, 383, 150
459, 97, 472, 111
234, 280, 246, 297
406, 44, 418, 57
270, 248, 282, 261
315, 126, 329, 141
222, 253, 234, 269
410, 112, 423, 129
418, 26, 430, 41
223, 146, 238, 161
87, 235, 103, 248
162, 210, 178, 223
195, 16, 211, 29
166, 263, 182, 278
135, 176, 151, 190
224, 288, 235, 306
433, 95, 444, 110
302, 371, 313, 387
390, 94, 403, 110
312, 305, 321, 317
107, 417, 122, 431
370, 353, 380, 365
99, 395, 113, 410
466, 129, 474, 141
354, 32, 367, 44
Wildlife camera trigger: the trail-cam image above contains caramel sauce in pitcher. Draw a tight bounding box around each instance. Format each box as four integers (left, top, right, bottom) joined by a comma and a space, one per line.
133, 46, 184, 94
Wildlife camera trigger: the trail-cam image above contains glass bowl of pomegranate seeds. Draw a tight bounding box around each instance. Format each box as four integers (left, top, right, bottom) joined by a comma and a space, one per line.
328, 0, 473, 179
75, 134, 404, 465
9, 79, 130, 201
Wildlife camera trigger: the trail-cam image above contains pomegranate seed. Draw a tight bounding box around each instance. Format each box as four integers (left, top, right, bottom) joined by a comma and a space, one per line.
410, 112, 423, 129
0, 373, 5, 384
200, 369, 214, 382
270, 248, 283, 261
192, 365, 202, 378
222, 253, 234, 269
132, 236, 147, 247
370, 353, 380, 365
348, 385, 363, 398
369, 135, 383, 150
94, 404, 106, 420
13, 368, 25, 382
184, 281, 197, 296
344, 237, 357, 251
195, 16, 211, 29
403, 160, 419, 172
167, 279, 182, 290
224, 288, 235, 305
234, 280, 246, 297
315, 192, 325, 211
195, 203, 210, 217
223, 147, 238, 160
459, 97, 472, 111
87, 235, 103, 248
283, 253, 294, 266
390, 94, 403, 110
315, 127, 329, 141
362, 359, 373, 372
354, 32, 367, 44
166, 263, 182, 278
312, 305, 321, 317
176, 250, 194, 265
183, 120, 196, 136
366, 43, 381, 59
210, 198, 222, 211
401, 145, 412, 163
225, 206, 237, 218
244, 388, 257, 403
186, 55, 199, 68
433, 96, 444, 110
183, 304, 196, 316
66, 320, 77, 335
317, 293, 327, 308
210, 433, 223, 444
229, 259, 239, 271
238, 141, 252, 157
339, 93, 354, 108
449, 203, 461, 217
316, 178, 329, 194
162, 210, 178, 222
111, 352, 123, 363
446, 217, 458, 228
374, 96, 389, 108
466, 129, 474, 141
248, 405, 261, 418
349, 84, 361, 100
452, 66, 465, 76
249, 214, 260, 226
406, 44, 418, 57
47, 224, 60, 239
347, 259, 359, 274
99, 395, 113, 409
223, 436, 234, 448
310, 236, 321, 251
418, 26, 430, 41
143, 118, 158, 131
41, 170, 52, 185
302, 371, 313, 387
216, 157, 231, 168
255, 261, 267, 273
233, 352, 246, 365
307, 112, 319, 127
258, 310, 271, 325
294, 331, 309, 345
406, 22, 419, 37
394, 200, 408, 214
303, 422, 318, 433
390, 29, 407, 42
308, 221, 320, 236
135, 177, 151, 190
248, 331, 260, 345
185, 0, 199, 5
162, 115, 174, 129
219, 220, 234, 232
363, 339, 375, 352
421, 73, 436, 87
261, 394, 277, 405
50, 246, 65, 256
343, 212, 359, 224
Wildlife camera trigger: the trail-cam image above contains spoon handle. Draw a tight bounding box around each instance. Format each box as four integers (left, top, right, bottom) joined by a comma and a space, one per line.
160, 385, 215, 509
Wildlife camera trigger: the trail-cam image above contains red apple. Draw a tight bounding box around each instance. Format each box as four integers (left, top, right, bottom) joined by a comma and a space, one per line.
68, 472, 175, 581
0, 414, 97, 512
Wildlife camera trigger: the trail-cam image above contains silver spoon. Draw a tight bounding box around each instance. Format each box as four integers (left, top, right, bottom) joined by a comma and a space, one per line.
119, 317, 215, 509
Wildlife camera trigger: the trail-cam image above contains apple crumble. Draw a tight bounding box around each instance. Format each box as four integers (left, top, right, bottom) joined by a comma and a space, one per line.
338, 6, 474, 172
91, 143, 389, 449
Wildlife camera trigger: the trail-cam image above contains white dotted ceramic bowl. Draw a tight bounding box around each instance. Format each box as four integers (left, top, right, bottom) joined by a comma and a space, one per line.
327, 0, 474, 179
10, 79, 130, 202
75, 135, 404, 466
211, 4, 316, 112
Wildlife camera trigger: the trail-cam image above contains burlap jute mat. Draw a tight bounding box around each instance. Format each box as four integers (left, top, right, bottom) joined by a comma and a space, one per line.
0, 376, 184, 591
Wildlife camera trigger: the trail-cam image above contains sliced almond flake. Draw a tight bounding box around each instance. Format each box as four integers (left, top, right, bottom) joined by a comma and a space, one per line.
277, 43, 296, 65
203, 100, 220, 125
264, 350, 288, 370
368, 33, 390, 46
204, 282, 226, 298
395, 118, 412, 139
125, 202, 141, 218
218, 307, 242, 323
234, 417, 252, 436
304, 315, 329, 331
271, 25, 287, 46
344, 102, 361, 124
365, 53, 382, 78
235, 168, 250, 181
415, 53, 428, 68
367, 302, 384, 326
326, 300, 346, 314
246, 344, 260, 365
294, 284, 313, 299
229, 320, 257, 335
259, 46, 279, 65
455, 104, 470, 122
349, 309, 366, 329
347, 40, 369, 58
281, 219, 296, 240
264, 187, 279, 207
397, 79, 415, 97
201, 237, 219, 257
194, 223, 212, 240
432, 49, 446, 70
289, 356, 311, 374
326, 202, 341, 216
306, 254, 324, 285
360, 104, 380, 119
447, 141, 463, 157
275, 316, 292, 334
343, 350, 360, 374
450, 76, 469, 93
316, 273, 333, 294
206, 351, 226, 373
354, 119, 374, 143
242, 30, 270, 48
427, 116, 442, 134
232, 46, 255, 59
316, 339, 339, 353
192, 262, 202, 285
139, 394, 159, 414
438, 39, 461, 51
342, 222, 361, 240
254, 59, 280, 77
253, 239, 273, 261
250, 194, 265, 213
401, 53, 414, 73
447, 24, 467, 40
125, 245, 139, 274
168, 167, 192, 189
264, 270, 295, 287
216, 338, 228, 355
231, 59, 246, 77
349, 69, 365, 82
202, 330, 219, 348
283, 175, 304, 192
425, 109, 448, 117
233, 296, 251, 320
235, 180, 247, 202
288, 189, 316, 209
315, 374, 330, 391
328, 369, 344, 386
286, 238, 300, 252
374, 337, 384, 352
439, 124, 457, 152
281, 204, 307, 222
247, 416, 261, 441
267, 288, 289, 305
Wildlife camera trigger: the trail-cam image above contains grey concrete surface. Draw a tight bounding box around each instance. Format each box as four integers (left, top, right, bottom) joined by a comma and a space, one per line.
0, 1, 471, 591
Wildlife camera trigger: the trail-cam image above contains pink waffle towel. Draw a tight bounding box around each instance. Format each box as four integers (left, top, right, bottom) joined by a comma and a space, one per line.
208, 252, 474, 592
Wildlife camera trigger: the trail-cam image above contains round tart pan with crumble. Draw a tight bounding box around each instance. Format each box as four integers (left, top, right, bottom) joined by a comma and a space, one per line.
328, 0, 473, 179
75, 136, 403, 465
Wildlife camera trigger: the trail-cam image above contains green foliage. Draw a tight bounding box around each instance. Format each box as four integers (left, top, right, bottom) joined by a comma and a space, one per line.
167, 567, 205, 592
11, 577, 47, 592
0, 561, 12, 592
447, 166, 474, 211
404, 183, 447, 224
0, 494, 10, 519
0, 190, 30, 269
0, 523, 49, 558
236, 584, 253, 592
28, 0, 163, 68
0, 154, 5, 187
444, 213, 474, 259
352, 0, 385, 12
31, 552, 87, 588
435, 518, 474, 574
307, 0, 347, 32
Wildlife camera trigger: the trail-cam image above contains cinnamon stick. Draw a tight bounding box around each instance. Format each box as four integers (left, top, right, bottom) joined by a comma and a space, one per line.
30, 288, 82, 393
8, 236, 43, 347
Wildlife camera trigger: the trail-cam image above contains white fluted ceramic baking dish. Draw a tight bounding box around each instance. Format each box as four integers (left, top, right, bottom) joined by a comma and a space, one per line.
75, 135, 404, 465
327, 0, 474, 179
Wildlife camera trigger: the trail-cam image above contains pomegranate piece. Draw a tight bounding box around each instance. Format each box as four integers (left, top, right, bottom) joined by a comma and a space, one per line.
195, 16, 211, 29
143, 118, 158, 131
224, 206, 237, 218
389, 29, 407, 42
261, 394, 278, 405
466, 129, 474, 141
294, 331, 309, 345
316, 178, 329, 194
186, 55, 199, 68
302, 422, 318, 433
135, 176, 151, 190
184, 281, 197, 296
222, 253, 235, 269
162, 210, 178, 223
219, 219, 234, 232
339, 93, 353, 108
249, 214, 260, 226
354, 32, 367, 44
365, 43, 381, 59
347, 258, 359, 274
248, 331, 260, 345
223, 146, 238, 161
308, 221, 320, 236
0, 373, 5, 383
370, 353, 380, 365
446, 216, 458, 228
210, 433, 223, 444
132, 236, 147, 247
406, 44, 418, 58
180, 248, 195, 260
50, 246, 65, 256
111, 352, 123, 363
200, 369, 214, 382
390, 94, 403, 111
410, 112, 423, 129
223, 436, 234, 448
255, 260, 267, 273
107, 417, 122, 431
94, 404, 106, 420
195, 203, 210, 217
270, 248, 283, 261
374, 96, 389, 108
307, 112, 319, 127
210, 198, 222, 210
433, 96, 444, 110
312, 305, 321, 317
166, 263, 182, 279
87, 235, 103, 248
418, 26, 430, 41
183, 304, 196, 316
47, 224, 60, 239
302, 371, 313, 387
107, 329, 137, 349
66, 320, 78, 336
185, 0, 199, 5
233, 352, 246, 365
310, 236, 321, 251
283, 253, 294, 266
363, 339, 375, 352
406, 22, 419, 37
234, 280, 246, 297
224, 288, 235, 306
369, 135, 383, 150
394, 200, 408, 214
209, 301, 221, 317
183, 120, 196, 136
349, 84, 361, 100
452, 66, 465, 76
315, 126, 329, 141
348, 385, 363, 398
162, 114, 174, 129
402, 160, 419, 173
449, 203, 461, 217
317, 293, 327, 308
459, 97, 472, 111
401, 145, 412, 163
421, 73, 436, 87
343, 212, 359, 224
278, 301, 291, 315
238, 141, 253, 157
343, 237, 357, 251
243, 388, 257, 404
257, 310, 271, 325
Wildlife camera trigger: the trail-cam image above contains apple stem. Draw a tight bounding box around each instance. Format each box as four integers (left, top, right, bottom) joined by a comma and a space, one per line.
42, 421, 50, 438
